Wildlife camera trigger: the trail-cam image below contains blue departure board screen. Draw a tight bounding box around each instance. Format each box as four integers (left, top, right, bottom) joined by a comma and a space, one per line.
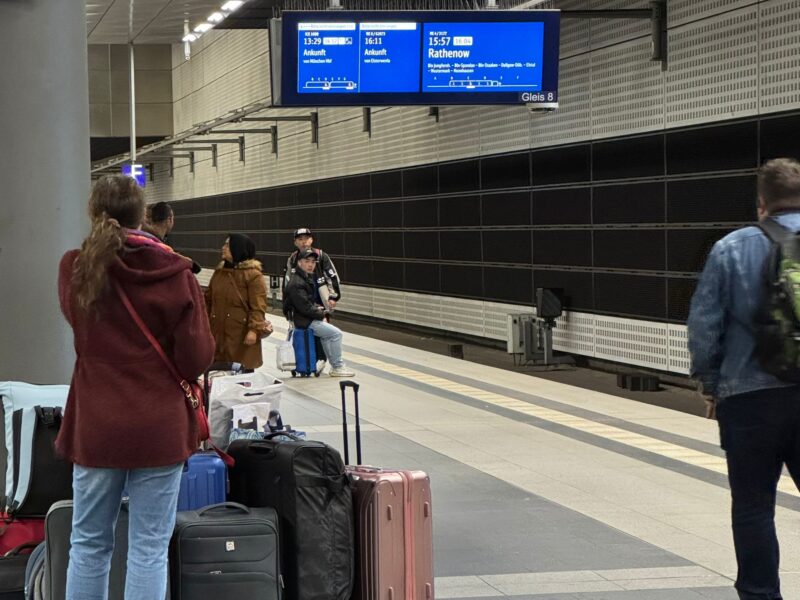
276, 10, 560, 107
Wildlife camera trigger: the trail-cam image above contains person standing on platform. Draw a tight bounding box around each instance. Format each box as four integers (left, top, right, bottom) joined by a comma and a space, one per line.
57, 175, 215, 600
144, 201, 201, 274
688, 158, 800, 600
205, 234, 270, 372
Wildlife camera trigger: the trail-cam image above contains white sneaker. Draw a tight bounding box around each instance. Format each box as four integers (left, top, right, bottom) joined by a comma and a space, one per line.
329, 366, 355, 377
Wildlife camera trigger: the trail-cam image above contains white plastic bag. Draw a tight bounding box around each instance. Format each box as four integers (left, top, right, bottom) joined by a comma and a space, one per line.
208, 371, 283, 449
231, 402, 272, 433
276, 329, 296, 372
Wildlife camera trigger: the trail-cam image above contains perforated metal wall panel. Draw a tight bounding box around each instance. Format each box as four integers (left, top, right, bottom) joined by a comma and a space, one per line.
557, 0, 590, 59
479, 106, 532, 155
591, 37, 665, 138
666, 6, 759, 127
594, 315, 669, 371
437, 107, 483, 162
668, 0, 758, 28
531, 54, 591, 147
590, 0, 651, 50
760, 0, 800, 113
402, 107, 440, 166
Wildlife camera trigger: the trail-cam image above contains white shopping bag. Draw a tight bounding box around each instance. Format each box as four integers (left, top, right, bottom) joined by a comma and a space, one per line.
208, 371, 283, 449
231, 402, 271, 433
276, 329, 296, 372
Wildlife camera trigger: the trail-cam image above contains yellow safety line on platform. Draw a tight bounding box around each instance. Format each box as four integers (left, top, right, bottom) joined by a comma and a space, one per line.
346, 351, 800, 498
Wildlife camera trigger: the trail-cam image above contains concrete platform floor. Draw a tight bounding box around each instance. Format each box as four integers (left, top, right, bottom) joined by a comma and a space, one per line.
254, 317, 800, 599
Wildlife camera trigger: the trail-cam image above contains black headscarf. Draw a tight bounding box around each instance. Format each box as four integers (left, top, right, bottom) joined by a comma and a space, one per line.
226, 233, 256, 267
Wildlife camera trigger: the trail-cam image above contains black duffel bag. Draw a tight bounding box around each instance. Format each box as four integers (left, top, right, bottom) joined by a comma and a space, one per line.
227, 435, 354, 600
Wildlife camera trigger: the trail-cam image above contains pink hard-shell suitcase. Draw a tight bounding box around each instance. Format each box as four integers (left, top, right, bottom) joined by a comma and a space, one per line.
340, 381, 434, 600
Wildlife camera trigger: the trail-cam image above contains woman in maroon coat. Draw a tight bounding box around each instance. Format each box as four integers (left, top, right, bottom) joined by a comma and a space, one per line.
57, 175, 214, 600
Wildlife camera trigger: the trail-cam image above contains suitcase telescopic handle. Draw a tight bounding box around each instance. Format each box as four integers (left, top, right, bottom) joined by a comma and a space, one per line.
339, 380, 362, 466
197, 502, 251, 516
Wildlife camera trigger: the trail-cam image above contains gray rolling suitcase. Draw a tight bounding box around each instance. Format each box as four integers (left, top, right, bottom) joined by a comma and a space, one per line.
169, 502, 282, 600
44, 500, 130, 600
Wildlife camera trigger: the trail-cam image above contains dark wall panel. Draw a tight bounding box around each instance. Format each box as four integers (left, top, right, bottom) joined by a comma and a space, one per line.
481, 152, 530, 190
667, 121, 758, 174
342, 175, 370, 201
482, 191, 531, 226
441, 231, 482, 262
668, 176, 757, 223
484, 267, 533, 304
439, 159, 480, 193
372, 231, 403, 258
372, 202, 402, 228
533, 188, 591, 224
373, 260, 404, 288
404, 232, 439, 260
595, 274, 666, 319
533, 230, 591, 267
482, 230, 531, 264
344, 231, 371, 256
441, 265, 483, 298
343, 203, 371, 228
405, 262, 440, 294
371, 171, 402, 199
594, 230, 665, 271
761, 114, 800, 162
532, 145, 590, 185
593, 182, 665, 224
404, 199, 439, 228
667, 278, 698, 322
593, 134, 664, 181
440, 195, 480, 226
403, 166, 438, 197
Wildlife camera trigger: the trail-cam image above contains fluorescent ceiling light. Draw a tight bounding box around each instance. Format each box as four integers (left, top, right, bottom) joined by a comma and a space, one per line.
208, 12, 225, 23
194, 23, 213, 33
182, 33, 198, 42
221, 1, 244, 12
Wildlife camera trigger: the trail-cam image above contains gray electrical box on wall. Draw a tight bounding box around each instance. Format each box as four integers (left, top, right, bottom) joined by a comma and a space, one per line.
507, 313, 536, 354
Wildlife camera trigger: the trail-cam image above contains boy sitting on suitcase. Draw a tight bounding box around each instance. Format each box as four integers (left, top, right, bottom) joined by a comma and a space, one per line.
283, 249, 355, 377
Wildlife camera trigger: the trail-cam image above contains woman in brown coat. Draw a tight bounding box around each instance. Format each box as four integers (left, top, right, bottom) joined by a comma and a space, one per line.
205, 233, 270, 370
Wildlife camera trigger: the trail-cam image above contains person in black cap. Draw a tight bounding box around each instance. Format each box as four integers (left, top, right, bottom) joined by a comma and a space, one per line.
284, 228, 342, 311
205, 233, 271, 371
284, 248, 354, 377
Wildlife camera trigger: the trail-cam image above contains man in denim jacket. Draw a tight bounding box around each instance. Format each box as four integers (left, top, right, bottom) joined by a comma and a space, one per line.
688, 158, 800, 600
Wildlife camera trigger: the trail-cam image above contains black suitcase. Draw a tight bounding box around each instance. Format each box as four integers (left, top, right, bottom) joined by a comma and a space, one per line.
0, 543, 36, 600
227, 436, 354, 600
44, 500, 131, 600
170, 502, 281, 600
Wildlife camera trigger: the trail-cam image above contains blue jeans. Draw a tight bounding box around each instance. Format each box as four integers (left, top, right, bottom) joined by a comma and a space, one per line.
308, 319, 345, 368
717, 386, 800, 600
67, 463, 183, 600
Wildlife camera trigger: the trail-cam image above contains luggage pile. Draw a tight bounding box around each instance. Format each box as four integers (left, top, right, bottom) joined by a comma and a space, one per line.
0, 377, 434, 600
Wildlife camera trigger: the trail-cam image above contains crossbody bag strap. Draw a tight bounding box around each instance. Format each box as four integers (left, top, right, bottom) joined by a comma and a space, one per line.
113, 279, 197, 407
227, 272, 252, 313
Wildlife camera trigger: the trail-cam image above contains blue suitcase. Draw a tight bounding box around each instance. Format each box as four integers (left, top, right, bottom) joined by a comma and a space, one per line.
292, 328, 324, 377
177, 452, 226, 511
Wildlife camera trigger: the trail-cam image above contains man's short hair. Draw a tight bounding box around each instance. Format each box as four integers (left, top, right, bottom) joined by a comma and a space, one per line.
758, 158, 800, 213
149, 201, 173, 224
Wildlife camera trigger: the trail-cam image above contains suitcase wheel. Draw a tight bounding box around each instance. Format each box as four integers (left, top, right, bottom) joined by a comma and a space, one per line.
291, 371, 296, 377
314, 371, 321, 377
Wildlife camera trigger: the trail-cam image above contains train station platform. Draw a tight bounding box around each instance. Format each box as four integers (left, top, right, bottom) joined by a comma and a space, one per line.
260, 318, 800, 600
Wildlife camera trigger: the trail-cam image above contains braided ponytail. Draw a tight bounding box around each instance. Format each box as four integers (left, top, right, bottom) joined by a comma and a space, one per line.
72, 176, 145, 313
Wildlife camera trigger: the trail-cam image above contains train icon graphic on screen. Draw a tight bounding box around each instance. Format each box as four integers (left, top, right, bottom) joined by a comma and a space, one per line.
449, 79, 502, 88
304, 79, 357, 91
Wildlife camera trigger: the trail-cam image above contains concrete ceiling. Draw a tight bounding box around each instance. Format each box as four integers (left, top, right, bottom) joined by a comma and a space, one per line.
86, 0, 226, 44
